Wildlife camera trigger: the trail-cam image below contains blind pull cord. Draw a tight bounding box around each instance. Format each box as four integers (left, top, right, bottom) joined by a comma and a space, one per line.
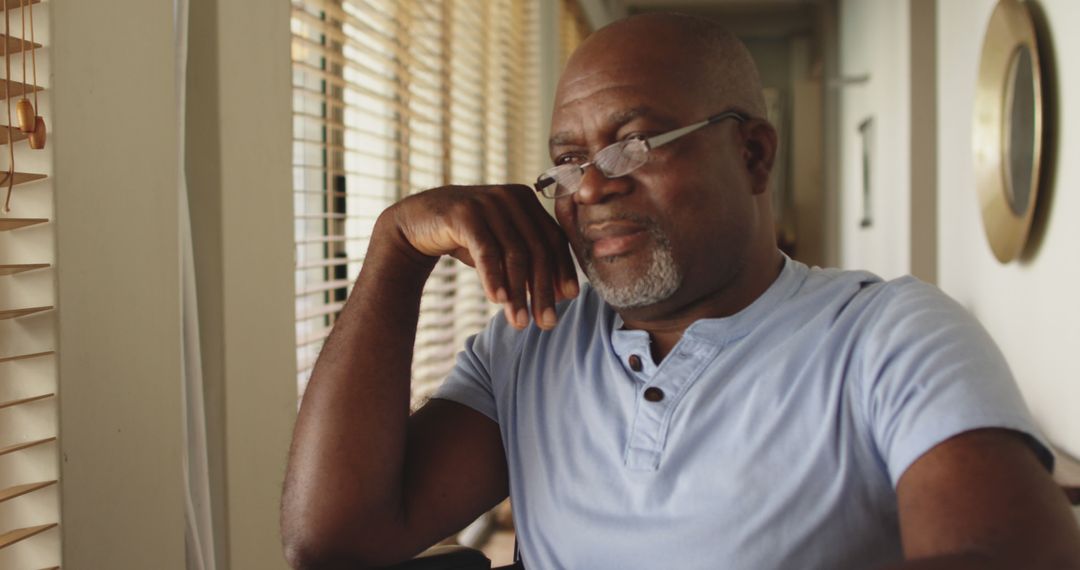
16, 0, 32, 133
2, 0, 17, 213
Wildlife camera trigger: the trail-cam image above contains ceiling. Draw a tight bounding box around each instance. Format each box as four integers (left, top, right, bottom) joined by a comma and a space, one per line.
621, 0, 820, 38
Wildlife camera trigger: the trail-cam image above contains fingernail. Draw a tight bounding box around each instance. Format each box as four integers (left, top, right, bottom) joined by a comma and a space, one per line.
496, 288, 508, 303
541, 307, 557, 328
562, 280, 579, 298
516, 308, 529, 328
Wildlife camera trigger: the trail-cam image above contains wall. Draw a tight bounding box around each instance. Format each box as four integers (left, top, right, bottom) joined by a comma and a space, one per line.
837, 0, 911, 279
938, 0, 1080, 457
186, 0, 297, 568
52, 1, 186, 567
47, 0, 295, 567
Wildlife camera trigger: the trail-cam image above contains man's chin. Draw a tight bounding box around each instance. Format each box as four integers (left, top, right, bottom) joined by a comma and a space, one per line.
584, 255, 649, 290
584, 260, 682, 310
575, 226, 682, 309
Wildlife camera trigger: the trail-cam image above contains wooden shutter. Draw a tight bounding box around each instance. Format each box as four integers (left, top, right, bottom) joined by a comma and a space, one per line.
0, 1, 60, 568
290, 0, 539, 405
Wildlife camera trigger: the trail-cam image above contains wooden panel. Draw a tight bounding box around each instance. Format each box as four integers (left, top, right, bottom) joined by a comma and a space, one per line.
0, 480, 55, 504
0, 125, 29, 145
0, 350, 54, 363
0, 218, 47, 231
0, 437, 55, 457
0, 393, 53, 410
0, 305, 52, 320
0, 523, 57, 549
0, 33, 41, 56
0, 263, 49, 276
0, 0, 40, 11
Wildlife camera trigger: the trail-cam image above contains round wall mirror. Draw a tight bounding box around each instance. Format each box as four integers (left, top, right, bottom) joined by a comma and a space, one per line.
973, 0, 1044, 263
1004, 45, 1035, 216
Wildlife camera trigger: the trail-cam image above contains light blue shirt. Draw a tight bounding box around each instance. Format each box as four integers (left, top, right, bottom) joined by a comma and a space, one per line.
434, 256, 1050, 569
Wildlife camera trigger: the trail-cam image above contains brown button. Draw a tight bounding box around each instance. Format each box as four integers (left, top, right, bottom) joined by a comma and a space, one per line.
628, 354, 643, 372
643, 387, 664, 402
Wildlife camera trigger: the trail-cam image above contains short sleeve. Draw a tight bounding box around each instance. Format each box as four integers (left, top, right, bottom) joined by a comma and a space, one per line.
858, 278, 1052, 486
432, 312, 514, 423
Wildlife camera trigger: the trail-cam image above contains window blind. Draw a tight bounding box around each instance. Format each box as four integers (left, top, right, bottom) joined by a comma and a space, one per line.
558, 0, 590, 68
291, 0, 539, 406
0, 0, 60, 568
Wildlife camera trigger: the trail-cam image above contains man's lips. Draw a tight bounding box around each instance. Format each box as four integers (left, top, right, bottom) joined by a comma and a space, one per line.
583, 221, 649, 258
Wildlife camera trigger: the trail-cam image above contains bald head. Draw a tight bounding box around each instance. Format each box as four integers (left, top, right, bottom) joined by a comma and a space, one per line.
559, 13, 766, 119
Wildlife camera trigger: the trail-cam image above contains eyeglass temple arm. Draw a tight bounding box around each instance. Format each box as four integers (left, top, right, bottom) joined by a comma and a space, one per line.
535, 174, 556, 193
645, 110, 749, 149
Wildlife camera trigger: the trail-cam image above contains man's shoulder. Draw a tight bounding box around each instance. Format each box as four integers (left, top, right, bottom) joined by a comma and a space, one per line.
773, 263, 977, 350
794, 263, 953, 318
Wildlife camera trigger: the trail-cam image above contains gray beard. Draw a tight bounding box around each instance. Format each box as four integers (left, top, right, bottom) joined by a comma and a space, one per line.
581, 222, 682, 310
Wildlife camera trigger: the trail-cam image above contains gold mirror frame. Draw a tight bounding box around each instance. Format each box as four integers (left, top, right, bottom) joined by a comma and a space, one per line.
973, 0, 1044, 263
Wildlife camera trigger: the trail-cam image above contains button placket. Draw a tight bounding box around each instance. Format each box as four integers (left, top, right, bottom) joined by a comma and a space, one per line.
624, 339, 720, 471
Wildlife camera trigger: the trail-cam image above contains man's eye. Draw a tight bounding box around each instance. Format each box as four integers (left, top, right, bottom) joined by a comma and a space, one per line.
556, 154, 586, 165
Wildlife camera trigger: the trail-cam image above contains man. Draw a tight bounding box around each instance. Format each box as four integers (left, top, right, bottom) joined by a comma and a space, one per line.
282, 13, 1080, 569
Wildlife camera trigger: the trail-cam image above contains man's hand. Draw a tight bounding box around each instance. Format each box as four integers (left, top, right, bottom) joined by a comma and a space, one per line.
388, 184, 580, 330
282, 184, 579, 569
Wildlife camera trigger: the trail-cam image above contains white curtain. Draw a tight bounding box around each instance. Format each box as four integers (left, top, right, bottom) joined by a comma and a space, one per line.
176, 0, 217, 568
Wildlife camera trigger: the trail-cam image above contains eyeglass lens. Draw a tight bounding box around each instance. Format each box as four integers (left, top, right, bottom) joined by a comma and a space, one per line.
541, 139, 649, 198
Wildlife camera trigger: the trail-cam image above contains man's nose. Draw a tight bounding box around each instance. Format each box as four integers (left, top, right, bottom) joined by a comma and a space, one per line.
573, 164, 632, 205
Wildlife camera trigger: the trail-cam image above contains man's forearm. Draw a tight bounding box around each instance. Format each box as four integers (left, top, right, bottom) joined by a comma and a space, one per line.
885, 551, 1078, 570
282, 214, 437, 564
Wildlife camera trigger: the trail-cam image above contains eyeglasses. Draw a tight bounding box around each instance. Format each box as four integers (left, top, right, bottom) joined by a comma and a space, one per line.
534, 110, 748, 199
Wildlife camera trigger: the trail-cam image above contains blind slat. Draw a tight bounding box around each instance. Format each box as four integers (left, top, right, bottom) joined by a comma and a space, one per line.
0, 394, 54, 411
0, 481, 56, 505
0, 437, 56, 458
296, 257, 364, 271
0, 350, 54, 364
0, 523, 57, 550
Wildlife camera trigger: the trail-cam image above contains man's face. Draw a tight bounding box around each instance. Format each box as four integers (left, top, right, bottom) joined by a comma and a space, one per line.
550, 43, 760, 314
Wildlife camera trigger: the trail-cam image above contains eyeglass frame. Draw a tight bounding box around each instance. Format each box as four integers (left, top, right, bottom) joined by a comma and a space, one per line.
534, 109, 750, 199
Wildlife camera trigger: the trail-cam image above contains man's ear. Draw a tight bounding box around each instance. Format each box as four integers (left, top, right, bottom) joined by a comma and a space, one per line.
741, 120, 778, 195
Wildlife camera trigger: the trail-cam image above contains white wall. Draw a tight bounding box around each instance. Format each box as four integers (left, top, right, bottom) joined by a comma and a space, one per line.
187, 0, 297, 567
838, 0, 911, 279
44, 0, 296, 567
938, 0, 1080, 457
52, 1, 186, 567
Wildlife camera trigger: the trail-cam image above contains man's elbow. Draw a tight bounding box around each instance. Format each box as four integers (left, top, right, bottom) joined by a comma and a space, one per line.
282, 519, 355, 570
282, 532, 402, 570
281, 512, 418, 569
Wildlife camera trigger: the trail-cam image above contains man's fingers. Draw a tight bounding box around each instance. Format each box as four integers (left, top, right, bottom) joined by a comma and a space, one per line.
453, 210, 506, 305
396, 184, 577, 329
478, 198, 533, 329
503, 185, 579, 303
538, 214, 579, 301
500, 187, 567, 329
503, 242, 531, 329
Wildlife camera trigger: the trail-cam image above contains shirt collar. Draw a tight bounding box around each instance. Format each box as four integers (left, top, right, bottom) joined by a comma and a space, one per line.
609, 254, 806, 349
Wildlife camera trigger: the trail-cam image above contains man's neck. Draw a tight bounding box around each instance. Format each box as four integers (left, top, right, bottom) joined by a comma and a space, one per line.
616, 248, 785, 363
